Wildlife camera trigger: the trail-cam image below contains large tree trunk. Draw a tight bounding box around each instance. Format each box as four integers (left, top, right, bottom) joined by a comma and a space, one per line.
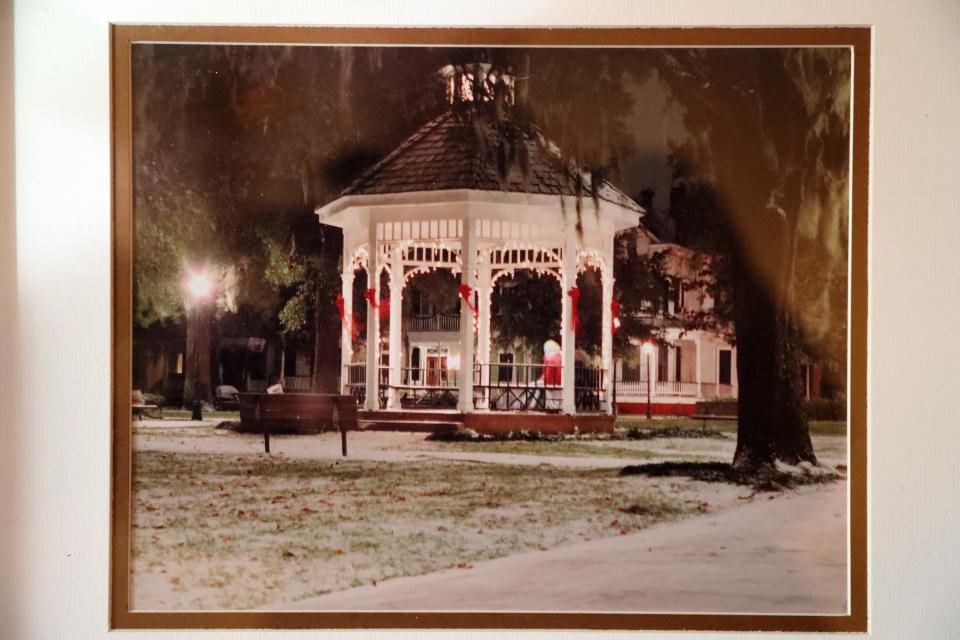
731, 247, 816, 470
184, 304, 213, 405
311, 278, 339, 393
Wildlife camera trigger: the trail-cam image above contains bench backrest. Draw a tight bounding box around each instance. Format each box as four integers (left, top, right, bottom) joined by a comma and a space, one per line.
694, 400, 739, 417
239, 393, 349, 434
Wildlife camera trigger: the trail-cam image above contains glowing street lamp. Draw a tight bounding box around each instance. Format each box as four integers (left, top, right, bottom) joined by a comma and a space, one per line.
186, 271, 214, 301
184, 269, 215, 421
642, 341, 654, 420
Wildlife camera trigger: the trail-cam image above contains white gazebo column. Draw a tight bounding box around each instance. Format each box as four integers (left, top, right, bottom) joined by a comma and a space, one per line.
457, 219, 477, 413
365, 224, 380, 411
601, 267, 614, 415
387, 248, 404, 409
339, 266, 354, 395
561, 226, 577, 414
476, 259, 492, 409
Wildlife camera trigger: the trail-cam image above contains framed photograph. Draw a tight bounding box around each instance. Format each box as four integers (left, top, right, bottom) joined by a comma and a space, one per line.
111, 25, 869, 632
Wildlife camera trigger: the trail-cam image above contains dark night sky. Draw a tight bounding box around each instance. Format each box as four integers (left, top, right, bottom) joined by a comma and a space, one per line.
132, 44, 691, 222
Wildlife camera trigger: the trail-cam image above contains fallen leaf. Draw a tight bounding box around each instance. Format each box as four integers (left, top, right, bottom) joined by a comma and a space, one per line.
169, 576, 180, 586
334, 549, 345, 555
371, 579, 377, 587
301, 507, 318, 514
221, 535, 232, 542
619, 529, 627, 535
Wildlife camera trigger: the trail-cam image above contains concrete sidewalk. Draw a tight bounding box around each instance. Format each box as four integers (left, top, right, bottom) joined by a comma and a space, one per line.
271, 482, 847, 614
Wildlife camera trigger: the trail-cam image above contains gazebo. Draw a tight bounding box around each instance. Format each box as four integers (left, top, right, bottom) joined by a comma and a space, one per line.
315, 65, 644, 432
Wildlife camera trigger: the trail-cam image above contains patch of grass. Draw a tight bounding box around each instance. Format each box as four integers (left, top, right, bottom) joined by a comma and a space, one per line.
427, 439, 662, 460
808, 421, 847, 436
131, 450, 693, 610
625, 426, 727, 440
614, 416, 847, 437
616, 416, 732, 432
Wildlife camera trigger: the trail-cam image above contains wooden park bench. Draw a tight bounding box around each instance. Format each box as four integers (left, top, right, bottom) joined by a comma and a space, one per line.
131, 390, 161, 420
131, 403, 162, 420
692, 400, 738, 430
238, 393, 359, 456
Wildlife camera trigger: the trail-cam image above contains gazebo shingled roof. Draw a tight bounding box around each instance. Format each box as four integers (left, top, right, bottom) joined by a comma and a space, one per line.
338, 110, 644, 216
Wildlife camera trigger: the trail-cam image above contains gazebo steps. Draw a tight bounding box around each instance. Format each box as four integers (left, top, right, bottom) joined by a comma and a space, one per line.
361, 420, 461, 433
358, 410, 464, 433
356, 409, 614, 435
463, 412, 615, 435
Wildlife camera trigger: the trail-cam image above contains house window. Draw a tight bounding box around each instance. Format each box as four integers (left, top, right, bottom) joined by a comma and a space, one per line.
719, 349, 732, 385
621, 360, 642, 382
410, 347, 421, 382
498, 353, 514, 383
658, 343, 669, 382
175, 352, 184, 374
675, 282, 684, 311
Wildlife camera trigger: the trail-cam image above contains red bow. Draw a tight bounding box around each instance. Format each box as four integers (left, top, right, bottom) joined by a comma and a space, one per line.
567, 286, 581, 334
611, 298, 621, 334
458, 284, 478, 319
363, 288, 378, 309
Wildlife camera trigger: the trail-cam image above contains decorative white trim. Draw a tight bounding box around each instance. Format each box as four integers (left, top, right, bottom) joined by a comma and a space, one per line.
317, 188, 641, 233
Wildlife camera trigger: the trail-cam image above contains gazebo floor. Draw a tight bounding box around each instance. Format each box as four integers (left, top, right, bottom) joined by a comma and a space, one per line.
358, 409, 614, 435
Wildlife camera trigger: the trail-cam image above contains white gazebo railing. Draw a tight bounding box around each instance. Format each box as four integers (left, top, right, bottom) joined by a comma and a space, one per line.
344, 361, 608, 412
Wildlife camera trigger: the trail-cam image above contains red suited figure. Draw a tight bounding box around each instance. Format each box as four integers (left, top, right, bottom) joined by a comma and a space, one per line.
542, 339, 562, 385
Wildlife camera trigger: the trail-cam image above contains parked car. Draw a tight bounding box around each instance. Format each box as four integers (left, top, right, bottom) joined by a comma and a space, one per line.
213, 385, 240, 410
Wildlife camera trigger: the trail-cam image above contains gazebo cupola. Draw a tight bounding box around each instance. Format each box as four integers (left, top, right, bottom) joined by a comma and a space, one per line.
315, 64, 645, 417
439, 62, 515, 106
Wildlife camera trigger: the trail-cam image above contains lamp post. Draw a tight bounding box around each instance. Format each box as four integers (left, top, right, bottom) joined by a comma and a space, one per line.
185, 270, 214, 421
642, 341, 654, 420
